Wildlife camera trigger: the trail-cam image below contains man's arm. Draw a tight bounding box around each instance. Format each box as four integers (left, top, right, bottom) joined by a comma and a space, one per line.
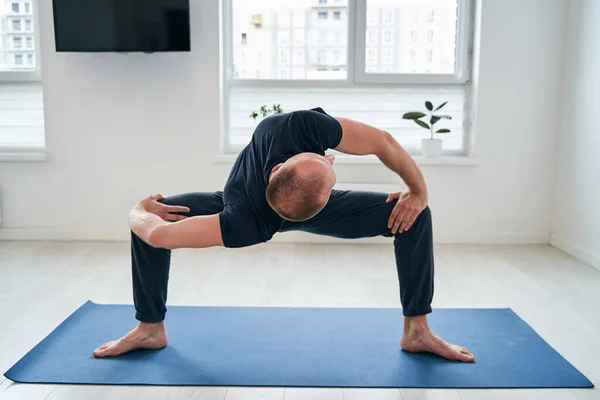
130, 194, 223, 249
334, 117, 428, 233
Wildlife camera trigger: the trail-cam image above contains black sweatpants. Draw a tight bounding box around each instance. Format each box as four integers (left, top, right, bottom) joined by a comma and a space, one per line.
131, 190, 434, 322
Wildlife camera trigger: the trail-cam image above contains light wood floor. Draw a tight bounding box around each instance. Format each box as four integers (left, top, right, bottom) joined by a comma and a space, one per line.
0, 241, 599, 400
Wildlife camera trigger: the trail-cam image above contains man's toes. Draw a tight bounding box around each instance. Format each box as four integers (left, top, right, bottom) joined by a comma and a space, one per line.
458, 352, 475, 362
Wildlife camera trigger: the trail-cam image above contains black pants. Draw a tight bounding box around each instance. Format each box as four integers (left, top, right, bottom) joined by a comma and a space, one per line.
131, 190, 434, 322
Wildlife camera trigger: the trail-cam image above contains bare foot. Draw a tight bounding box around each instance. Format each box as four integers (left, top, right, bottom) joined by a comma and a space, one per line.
400, 316, 474, 362
93, 322, 168, 358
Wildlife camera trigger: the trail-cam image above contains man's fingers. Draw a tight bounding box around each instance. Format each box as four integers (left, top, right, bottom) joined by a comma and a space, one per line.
400, 212, 420, 232
388, 206, 402, 229
165, 205, 190, 213
166, 214, 188, 222
390, 205, 409, 233
391, 214, 404, 234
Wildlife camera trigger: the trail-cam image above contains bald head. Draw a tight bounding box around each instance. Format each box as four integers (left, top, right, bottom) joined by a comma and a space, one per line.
266, 153, 336, 222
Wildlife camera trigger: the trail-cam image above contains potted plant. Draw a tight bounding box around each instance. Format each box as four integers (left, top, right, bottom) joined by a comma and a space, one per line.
402, 101, 452, 157
250, 104, 283, 122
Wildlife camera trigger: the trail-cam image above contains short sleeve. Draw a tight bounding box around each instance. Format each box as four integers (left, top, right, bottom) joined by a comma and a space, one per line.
219, 205, 272, 248
304, 107, 343, 150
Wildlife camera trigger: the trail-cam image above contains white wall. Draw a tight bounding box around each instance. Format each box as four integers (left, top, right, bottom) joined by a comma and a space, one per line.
0, 0, 568, 243
551, 0, 600, 268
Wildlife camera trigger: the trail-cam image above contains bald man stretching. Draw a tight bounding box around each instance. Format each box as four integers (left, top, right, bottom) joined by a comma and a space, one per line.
93, 108, 474, 362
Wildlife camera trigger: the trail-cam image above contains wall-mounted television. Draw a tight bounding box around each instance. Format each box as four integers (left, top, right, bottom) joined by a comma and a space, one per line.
52, 0, 191, 52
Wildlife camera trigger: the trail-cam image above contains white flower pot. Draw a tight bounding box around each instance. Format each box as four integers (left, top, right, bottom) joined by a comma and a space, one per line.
421, 138, 443, 157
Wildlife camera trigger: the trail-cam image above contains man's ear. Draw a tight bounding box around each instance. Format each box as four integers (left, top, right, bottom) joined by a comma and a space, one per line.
324, 154, 335, 165
269, 163, 284, 180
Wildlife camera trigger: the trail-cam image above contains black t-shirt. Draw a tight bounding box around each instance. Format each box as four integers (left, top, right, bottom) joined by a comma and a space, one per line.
219, 107, 343, 248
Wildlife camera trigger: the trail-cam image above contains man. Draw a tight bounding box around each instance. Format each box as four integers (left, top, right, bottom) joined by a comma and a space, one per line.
93, 108, 474, 362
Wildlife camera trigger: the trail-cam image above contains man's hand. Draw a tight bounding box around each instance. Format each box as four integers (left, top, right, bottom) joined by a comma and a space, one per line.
136, 194, 190, 222
386, 192, 428, 234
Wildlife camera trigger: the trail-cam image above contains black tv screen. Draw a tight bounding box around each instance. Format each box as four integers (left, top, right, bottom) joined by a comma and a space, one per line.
52, 0, 191, 52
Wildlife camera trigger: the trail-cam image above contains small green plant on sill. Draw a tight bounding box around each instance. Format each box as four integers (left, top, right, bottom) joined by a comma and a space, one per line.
250, 104, 283, 121
402, 101, 452, 140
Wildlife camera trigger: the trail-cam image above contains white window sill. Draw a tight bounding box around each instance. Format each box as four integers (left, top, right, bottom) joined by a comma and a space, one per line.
0, 147, 46, 161
214, 153, 478, 166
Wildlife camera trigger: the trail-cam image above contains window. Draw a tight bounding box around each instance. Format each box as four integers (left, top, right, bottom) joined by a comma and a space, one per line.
382, 29, 393, 45
255, 51, 262, 61
333, 30, 341, 44
241, 33, 247, 44
366, 29, 377, 45
382, 9, 394, 25
293, 10, 305, 27
318, 30, 327, 43
293, 29, 305, 46
319, 0, 327, 4
381, 48, 392, 64
293, 49, 305, 65
278, 30, 290, 46
333, 11, 341, 20
366, 9, 378, 26
278, 11, 290, 27
279, 49, 289, 64
428, 10, 435, 22
27, 54, 33, 65
332, 49, 341, 65
427, 30, 434, 42
317, 49, 327, 64
225, 0, 472, 154
411, 11, 419, 22
1, 0, 40, 81
366, 48, 377, 65
292, 67, 305, 79
278, 68, 289, 78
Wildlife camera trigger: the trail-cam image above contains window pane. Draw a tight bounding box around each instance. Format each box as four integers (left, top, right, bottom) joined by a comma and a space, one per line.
232, 0, 348, 80
365, 0, 458, 75
2, 8, 37, 71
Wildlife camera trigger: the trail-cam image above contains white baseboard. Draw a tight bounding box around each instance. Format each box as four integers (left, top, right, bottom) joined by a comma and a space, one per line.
550, 234, 600, 270
0, 227, 550, 245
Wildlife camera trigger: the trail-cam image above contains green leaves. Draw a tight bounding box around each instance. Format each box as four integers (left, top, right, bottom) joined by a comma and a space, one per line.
402, 100, 450, 134
434, 101, 448, 111
402, 112, 426, 120
414, 119, 430, 129
251, 104, 283, 121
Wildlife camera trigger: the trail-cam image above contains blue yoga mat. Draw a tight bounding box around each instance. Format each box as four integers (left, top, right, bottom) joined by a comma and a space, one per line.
4, 301, 593, 388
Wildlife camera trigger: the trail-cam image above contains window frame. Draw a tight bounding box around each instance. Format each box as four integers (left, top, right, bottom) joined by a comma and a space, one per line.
221, 0, 474, 154
0, 0, 42, 82
354, 0, 472, 84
